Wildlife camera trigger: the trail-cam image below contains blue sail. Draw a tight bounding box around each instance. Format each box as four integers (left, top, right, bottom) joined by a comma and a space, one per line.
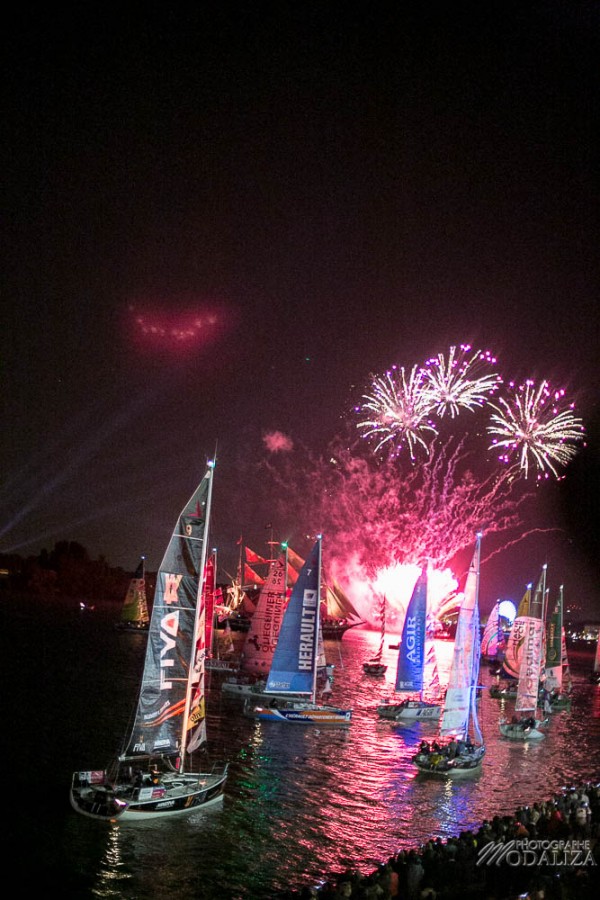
265, 540, 321, 697
395, 569, 427, 693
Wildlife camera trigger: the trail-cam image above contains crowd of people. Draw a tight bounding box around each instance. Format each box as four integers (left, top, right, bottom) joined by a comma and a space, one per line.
279, 781, 599, 900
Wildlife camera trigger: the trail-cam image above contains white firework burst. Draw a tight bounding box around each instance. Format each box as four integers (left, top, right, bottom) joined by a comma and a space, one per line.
487, 379, 585, 479
357, 365, 437, 460
422, 344, 501, 417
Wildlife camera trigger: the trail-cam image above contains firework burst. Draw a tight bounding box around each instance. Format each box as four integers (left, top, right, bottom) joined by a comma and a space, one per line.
487, 379, 585, 479
422, 344, 501, 417
356, 365, 437, 460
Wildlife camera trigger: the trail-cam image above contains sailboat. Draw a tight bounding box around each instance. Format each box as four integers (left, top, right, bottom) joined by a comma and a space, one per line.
543, 584, 572, 711
377, 569, 442, 721
253, 537, 352, 726
321, 579, 364, 639
70, 459, 229, 820
499, 565, 548, 741
221, 551, 289, 697
489, 585, 531, 700
412, 534, 485, 775
114, 557, 149, 631
363, 595, 388, 675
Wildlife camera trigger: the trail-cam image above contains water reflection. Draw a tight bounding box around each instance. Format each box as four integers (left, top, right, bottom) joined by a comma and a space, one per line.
9, 601, 600, 900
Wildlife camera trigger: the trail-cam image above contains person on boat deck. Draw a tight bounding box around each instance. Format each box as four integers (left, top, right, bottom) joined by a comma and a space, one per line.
419, 740, 430, 755
447, 739, 458, 758
520, 716, 536, 729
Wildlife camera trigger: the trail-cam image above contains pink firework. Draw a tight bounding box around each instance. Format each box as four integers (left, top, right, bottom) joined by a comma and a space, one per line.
488, 379, 585, 480
422, 344, 501, 418
356, 365, 437, 460
261, 433, 533, 624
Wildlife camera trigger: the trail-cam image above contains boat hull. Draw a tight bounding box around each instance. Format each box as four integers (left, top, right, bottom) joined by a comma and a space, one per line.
549, 696, 571, 712
412, 746, 485, 777
363, 663, 387, 676
70, 768, 228, 822
378, 700, 441, 721
321, 620, 362, 640
253, 703, 352, 726
499, 722, 546, 741
489, 684, 517, 700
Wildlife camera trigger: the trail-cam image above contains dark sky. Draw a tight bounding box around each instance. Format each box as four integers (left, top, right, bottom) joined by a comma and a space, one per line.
2, 3, 599, 612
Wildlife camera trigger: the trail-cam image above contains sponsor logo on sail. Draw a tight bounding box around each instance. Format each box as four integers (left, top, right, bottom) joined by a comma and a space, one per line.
298, 588, 317, 672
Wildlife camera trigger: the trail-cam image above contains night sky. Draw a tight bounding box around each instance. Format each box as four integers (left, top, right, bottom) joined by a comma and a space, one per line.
2, 4, 599, 614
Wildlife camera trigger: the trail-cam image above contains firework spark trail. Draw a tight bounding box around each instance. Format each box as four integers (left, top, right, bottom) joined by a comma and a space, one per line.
488, 379, 585, 479
422, 344, 501, 418
356, 365, 437, 460
262, 435, 533, 579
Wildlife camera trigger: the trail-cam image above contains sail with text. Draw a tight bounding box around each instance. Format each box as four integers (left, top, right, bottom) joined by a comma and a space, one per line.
395, 570, 427, 693
240, 553, 288, 677
122, 464, 214, 762
204, 551, 217, 657
440, 534, 483, 746
265, 540, 321, 698
515, 566, 547, 714
502, 584, 533, 680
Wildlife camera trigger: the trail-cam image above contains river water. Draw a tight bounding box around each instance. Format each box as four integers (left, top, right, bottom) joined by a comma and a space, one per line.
6, 597, 600, 899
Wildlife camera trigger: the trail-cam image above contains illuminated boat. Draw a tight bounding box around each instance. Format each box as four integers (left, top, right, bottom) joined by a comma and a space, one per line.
377, 569, 442, 721
412, 534, 486, 776
221, 551, 288, 693
70, 459, 228, 821
499, 565, 548, 742
253, 537, 352, 726
114, 557, 149, 632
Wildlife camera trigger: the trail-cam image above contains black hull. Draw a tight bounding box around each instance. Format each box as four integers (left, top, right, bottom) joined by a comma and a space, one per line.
321, 620, 362, 640
363, 663, 387, 675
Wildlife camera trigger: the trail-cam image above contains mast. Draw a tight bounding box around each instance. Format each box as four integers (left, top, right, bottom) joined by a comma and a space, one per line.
282, 540, 289, 600
312, 535, 323, 704
180, 456, 216, 767
468, 531, 482, 740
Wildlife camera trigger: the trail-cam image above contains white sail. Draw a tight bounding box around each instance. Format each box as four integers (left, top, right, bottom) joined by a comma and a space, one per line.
440, 535, 482, 742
